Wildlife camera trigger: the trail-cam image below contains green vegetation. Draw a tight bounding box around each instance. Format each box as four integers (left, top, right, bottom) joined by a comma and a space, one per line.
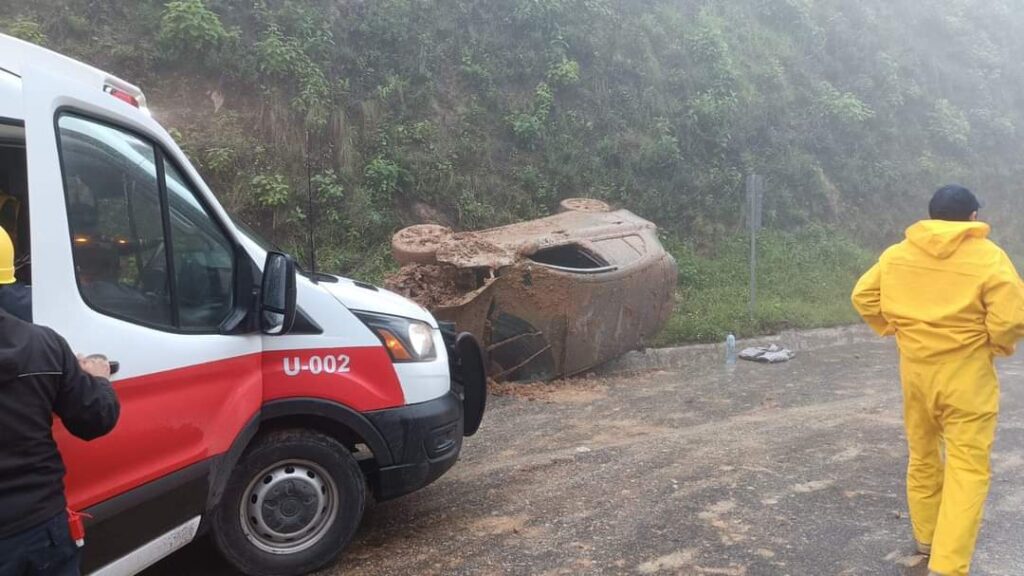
4, 0, 1024, 343
656, 228, 874, 344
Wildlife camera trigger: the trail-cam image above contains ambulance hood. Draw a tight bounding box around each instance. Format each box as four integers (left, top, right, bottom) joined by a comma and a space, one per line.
231, 218, 437, 327
318, 276, 438, 328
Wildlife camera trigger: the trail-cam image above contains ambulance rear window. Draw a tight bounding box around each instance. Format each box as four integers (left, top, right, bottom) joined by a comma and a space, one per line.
0, 119, 29, 286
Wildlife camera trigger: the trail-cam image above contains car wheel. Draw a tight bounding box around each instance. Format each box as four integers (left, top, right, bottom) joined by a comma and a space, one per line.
391, 224, 453, 265
559, 198, 611, 213
211, 430, 365, 576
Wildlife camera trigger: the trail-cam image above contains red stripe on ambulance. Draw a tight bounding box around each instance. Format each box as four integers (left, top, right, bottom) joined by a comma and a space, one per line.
57, 346, 403, 511
58, 353, 263, 510
262, 346, 405, 411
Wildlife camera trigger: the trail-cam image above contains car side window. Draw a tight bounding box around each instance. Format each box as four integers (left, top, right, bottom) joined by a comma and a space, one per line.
164, 162, 234, 330
58, 115, 173, 327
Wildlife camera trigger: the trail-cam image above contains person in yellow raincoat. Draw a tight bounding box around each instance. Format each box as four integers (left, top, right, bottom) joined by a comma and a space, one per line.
852, 185, 1024, 576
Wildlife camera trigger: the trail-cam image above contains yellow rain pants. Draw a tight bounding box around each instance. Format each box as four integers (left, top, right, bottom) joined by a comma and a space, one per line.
900, 353, 997, 576
852, 220, 1024, 575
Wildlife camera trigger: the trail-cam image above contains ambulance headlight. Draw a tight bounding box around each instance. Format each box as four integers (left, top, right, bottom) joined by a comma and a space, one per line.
407, 322, 435, 358
355, 312, 437, 362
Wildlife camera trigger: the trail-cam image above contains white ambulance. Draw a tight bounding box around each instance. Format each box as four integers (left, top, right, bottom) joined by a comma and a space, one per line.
0, 34, 486, 576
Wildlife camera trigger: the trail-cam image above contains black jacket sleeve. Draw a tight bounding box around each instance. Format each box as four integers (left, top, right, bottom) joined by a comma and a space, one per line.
52, 335, 120, 440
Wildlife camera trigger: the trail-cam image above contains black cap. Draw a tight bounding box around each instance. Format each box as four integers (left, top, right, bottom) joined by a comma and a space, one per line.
929, 185, 981, 222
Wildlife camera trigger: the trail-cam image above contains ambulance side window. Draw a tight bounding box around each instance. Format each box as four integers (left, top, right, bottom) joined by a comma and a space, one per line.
58, 115, 173, 327
58, 114, 236, 332
164, 162, 234, 330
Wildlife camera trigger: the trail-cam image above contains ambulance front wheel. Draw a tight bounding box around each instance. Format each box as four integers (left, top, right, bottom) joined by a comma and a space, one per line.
212, 429, 366, 576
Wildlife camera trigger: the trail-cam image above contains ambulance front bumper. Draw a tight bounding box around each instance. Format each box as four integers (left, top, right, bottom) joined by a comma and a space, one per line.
365, 331, 487, 501
365, 391, 464, 501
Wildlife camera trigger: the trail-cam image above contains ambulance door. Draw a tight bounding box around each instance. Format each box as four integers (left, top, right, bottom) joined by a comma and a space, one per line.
22, 65, 263, 570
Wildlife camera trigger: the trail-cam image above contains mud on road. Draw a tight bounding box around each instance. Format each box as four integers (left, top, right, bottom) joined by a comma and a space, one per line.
148, 340, 1024, 575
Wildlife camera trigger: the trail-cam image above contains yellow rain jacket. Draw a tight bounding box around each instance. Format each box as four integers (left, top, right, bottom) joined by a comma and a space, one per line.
852, 219, 1024, 576
853, 220, 1024, 360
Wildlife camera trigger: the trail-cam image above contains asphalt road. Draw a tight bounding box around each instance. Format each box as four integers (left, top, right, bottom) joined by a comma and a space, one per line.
146, 339, 1024, 575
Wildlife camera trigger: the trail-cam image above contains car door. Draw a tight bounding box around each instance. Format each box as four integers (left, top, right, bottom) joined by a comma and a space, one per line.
22, 65, 263, 571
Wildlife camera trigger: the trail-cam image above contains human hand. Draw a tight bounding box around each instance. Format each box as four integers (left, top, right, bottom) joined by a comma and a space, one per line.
78, 353, 112, 379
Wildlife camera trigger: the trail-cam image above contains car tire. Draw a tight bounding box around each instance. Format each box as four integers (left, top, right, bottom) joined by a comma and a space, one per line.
211, 430, 366, 576
558, 198, 611, 213
391, 224, 453, 265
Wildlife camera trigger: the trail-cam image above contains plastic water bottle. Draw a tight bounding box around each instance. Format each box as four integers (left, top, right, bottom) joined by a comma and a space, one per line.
725, 333, 737, 366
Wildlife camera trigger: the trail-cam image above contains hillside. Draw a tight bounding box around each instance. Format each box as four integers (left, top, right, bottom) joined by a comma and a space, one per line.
4, 0, 1023, 342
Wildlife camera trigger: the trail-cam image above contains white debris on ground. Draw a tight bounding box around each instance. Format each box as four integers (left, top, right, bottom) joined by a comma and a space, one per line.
739, 344, 795, 364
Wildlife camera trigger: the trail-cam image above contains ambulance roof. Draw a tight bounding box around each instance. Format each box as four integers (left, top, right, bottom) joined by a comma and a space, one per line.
0, 33, 145, 108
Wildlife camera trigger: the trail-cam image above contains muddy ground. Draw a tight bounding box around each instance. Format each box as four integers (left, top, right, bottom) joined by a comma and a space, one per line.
146, 339, 1024, 575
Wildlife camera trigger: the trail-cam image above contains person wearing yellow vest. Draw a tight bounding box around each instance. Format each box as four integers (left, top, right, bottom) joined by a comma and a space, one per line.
852, 185, 1024, 576
0, 226, 30, 322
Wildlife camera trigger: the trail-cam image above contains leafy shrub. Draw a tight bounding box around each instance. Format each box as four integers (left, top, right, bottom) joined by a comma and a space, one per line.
254, 27, 302, 78
159, 0, 228, 62
507, 82, 555, 147
311, 170, 346, 225
816, 81, 875, 124
460, 50, 494, 92
533, 82, 554, 116
639, 119, 681, 170
456, 189, 498, 228
929, 99, 972, 149
547, 58, 581, 86
251, 174, 291, 208
507, 113, 545, 145
203, 147, 235, 172
364, 157, 403, 202
1, 18, 47, 44
254, 25, 334, 127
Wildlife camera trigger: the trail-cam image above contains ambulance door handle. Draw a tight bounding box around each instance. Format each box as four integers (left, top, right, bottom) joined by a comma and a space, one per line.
85, 354, 119, 376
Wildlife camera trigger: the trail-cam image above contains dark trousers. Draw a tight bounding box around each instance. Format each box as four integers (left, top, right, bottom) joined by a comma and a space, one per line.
0, 513, 80, 576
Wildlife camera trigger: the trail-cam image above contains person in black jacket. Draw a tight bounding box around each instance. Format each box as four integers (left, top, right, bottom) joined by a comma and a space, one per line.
0, 280, 31, 322
0, 311, 120, 576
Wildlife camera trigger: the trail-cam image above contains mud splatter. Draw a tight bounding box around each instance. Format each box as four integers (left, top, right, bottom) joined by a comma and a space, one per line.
489, 378, 609, 404
791, 479, 834, 493
436, 234, 516, 268
637, 550, 697, 574
383, 264, 464, 308
830, 447, 862, 463
469, 515, 531, 536
698, 500, 749, 545
893, 554, 927, 567
695, 567, 747, 575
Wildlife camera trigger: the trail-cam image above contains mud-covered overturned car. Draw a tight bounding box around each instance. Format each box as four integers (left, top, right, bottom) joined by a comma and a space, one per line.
386, 199, 677, 382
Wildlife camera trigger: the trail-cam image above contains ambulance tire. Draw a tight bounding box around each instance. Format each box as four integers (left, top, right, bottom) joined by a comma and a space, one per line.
211, 429, 366, 576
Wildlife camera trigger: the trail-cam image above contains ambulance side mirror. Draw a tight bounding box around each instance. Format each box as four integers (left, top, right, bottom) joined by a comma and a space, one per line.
260, 252, 297, 335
